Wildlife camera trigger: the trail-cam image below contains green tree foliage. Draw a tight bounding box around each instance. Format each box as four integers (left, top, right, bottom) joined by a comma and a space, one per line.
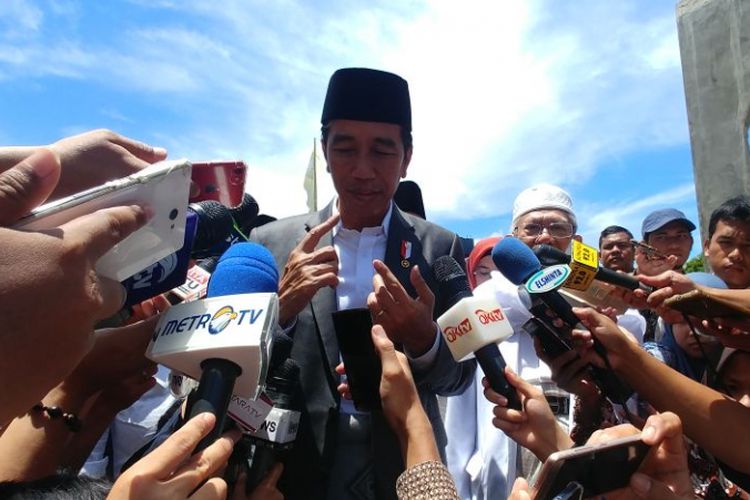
684, 254, 705, 273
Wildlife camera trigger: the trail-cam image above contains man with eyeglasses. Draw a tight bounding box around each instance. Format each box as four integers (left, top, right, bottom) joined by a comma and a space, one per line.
446, 184, 646, 499
445, 185, 579, 499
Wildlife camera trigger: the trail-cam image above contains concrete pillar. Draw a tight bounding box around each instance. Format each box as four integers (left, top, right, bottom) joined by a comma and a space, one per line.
677, 0, 750, 238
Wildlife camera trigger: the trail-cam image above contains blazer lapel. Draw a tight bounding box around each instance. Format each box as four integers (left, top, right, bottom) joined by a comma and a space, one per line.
306, 203, 340, 374
384, 207, 424, 298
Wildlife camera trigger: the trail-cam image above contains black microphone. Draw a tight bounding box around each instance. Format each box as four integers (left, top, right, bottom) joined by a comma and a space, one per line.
230, 193, 260, 234
245, 356, 301, 492
189, 200, 236, 258
433, 256, 522, 410
533, 244, 653, 293
493, 238, 633, 404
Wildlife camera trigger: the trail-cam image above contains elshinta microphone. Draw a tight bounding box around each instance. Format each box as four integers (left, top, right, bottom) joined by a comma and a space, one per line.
433, 256, 522, 410
533, 244, 654, 293
147, 242, 280, 452
492, 237, 633, 404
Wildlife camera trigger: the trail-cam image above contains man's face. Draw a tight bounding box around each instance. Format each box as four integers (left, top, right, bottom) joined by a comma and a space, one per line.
645, 220, 693, 267
513, 209, 577, 252
704, 219, 750, 289
323, 119, 411, 230
599, 232, 635, 273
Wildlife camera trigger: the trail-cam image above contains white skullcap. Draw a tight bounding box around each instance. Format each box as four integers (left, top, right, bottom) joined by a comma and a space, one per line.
511, 184, 577, 231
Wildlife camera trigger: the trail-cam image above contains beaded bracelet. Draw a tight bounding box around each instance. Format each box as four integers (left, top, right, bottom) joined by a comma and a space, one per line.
32, 403, 82, 432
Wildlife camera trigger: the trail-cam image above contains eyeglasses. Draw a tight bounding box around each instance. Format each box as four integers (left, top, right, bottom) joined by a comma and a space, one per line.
517, 222, 574, 238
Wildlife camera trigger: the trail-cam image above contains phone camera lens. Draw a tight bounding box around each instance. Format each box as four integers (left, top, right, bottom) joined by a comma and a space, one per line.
169, 208, 179, 220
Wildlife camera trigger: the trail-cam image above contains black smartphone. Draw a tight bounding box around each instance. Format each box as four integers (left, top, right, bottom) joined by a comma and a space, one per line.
331, 308, 382, 411
534, 434, 651, 500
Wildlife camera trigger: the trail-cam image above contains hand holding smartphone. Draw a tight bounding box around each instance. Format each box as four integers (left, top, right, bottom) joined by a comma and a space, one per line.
332, 308, 382, 411
533, 434, 651, 500
14, 159, 192, 281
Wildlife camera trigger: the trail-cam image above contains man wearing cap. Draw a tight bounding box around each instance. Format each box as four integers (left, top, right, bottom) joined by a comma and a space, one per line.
250, 68, 473, 500
445, 184, 645, 500
635, 209, 696, 342
636, 208, 696, 277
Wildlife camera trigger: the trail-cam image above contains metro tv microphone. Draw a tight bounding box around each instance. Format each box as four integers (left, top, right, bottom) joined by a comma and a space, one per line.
147, 242, 280, 452
433, 256, 522, 410
492, 237, 633, 404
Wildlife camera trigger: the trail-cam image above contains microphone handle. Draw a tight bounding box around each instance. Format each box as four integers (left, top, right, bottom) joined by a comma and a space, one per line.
595, 267, 654, 293
474, 344, 522, 410
187, 358, 242, 453
246, 442, 281, 493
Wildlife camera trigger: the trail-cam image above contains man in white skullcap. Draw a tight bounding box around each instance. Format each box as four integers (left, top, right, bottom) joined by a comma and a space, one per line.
444, 184, 644, 499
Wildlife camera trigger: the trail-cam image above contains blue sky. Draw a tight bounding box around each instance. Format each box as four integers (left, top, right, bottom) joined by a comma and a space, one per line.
1, 0, 705, 257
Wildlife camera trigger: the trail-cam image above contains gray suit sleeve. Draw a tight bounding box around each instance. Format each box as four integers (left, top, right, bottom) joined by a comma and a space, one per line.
411, 233, 476, 397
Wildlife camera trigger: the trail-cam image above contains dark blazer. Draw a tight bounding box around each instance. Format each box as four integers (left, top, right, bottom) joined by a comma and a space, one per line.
250, 203, 476, 499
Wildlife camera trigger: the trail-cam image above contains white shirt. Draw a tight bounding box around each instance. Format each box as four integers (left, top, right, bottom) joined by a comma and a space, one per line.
331, 199, 441, 414
82, 365, 177, 479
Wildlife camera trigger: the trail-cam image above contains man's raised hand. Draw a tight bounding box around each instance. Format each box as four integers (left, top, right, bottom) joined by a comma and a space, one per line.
277, 214, 340, 326
367, 260, 435, 356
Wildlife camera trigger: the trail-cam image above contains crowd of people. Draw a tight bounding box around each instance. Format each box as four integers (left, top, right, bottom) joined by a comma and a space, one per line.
1, 66, 749, 500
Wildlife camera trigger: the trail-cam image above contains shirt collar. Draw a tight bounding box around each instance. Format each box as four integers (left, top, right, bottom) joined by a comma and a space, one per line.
331, 197, 393, 238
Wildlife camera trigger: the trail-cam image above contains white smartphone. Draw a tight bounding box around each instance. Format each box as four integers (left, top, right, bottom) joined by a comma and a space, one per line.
14, 159, 193, 281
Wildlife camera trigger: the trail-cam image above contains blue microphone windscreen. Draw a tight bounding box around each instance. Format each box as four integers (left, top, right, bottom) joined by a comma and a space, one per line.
207, 242, 279, 297
491, 237, 541, 285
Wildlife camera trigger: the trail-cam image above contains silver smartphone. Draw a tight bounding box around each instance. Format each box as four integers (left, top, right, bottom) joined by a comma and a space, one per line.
14, 159, 193, 281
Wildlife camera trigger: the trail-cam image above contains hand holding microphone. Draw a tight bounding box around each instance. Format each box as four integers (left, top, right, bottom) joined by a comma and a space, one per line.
147, 242, 281, 452
482, 367, 574, 462
433, 256, 522, 410
493, 237, 633, 404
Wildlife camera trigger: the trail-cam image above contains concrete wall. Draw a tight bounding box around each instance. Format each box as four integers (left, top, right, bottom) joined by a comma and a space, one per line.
677, 0, 750, 239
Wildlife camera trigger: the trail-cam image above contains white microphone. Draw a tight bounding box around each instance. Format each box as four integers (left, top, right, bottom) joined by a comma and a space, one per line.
147, 242, 280, 451
433, 256, 520, 410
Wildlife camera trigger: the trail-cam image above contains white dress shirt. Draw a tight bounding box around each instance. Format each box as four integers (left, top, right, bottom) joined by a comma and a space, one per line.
331, 199, 441, 414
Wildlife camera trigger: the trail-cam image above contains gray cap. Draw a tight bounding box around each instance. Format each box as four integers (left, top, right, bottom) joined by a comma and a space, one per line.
641, 208, 696, 238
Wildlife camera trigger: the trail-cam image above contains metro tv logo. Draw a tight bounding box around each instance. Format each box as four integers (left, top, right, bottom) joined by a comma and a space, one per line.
153, 305, 265, 340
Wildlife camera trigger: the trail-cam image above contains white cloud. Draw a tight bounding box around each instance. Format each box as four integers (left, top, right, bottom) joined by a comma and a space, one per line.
0, 0, 43, 36
0, 0, 694, 225
577, 182, 697, 245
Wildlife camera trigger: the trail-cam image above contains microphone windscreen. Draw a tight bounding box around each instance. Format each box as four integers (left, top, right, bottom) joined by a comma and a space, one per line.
432, 256, 472, 316
532, 244, 570, 266
231, 193, 260, 230
191, 200, 235, 252
207, 242, 279, 297
492, 237, 541, 285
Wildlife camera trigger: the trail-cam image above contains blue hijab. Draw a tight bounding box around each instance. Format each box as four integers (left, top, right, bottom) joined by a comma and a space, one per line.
658, 272, 727, 382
